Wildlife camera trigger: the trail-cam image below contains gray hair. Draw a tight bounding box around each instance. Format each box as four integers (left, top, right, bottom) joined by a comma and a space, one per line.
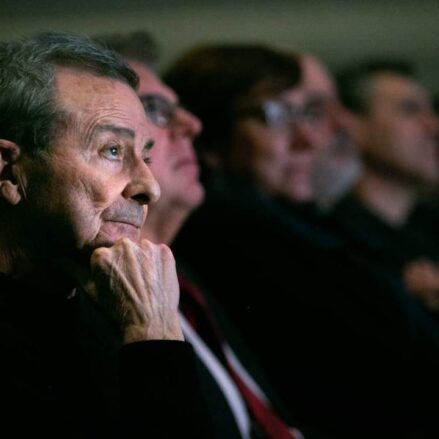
0, 31, 138, 155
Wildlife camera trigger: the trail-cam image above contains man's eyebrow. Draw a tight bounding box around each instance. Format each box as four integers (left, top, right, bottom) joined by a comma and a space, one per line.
90, 123, 155, 151
91, 124, 135, 140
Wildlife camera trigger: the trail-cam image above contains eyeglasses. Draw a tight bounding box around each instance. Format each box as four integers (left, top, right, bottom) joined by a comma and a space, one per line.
236, 97, 327, 130
139, 94, 179, 128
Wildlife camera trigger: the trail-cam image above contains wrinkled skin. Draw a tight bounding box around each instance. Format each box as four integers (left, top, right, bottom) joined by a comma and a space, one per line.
0, 67, 183, 342
87, 238, 183, 343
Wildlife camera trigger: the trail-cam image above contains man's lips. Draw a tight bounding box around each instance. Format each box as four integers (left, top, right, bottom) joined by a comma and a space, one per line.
105, 219, 143, 229
102, 203, 146, 229
98, 221, 142, 246
96, 203, 146, 245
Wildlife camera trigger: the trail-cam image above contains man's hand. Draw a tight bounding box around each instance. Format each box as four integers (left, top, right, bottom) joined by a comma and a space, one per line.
403, 258, 439, 311
83, 238, 184, 344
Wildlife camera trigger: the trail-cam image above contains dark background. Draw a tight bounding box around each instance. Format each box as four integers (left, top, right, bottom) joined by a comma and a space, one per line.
2, 0, 438, 94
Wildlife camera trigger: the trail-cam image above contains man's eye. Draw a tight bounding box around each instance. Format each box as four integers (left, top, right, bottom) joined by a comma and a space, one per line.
102, 144, 122, 160
399, 101, 422, 115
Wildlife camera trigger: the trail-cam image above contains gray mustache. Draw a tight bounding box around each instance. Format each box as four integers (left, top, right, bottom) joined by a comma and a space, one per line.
103, 203, 145, 228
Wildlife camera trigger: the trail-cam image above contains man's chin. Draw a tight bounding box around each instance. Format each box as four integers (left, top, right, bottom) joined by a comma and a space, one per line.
75, 227, 140, 260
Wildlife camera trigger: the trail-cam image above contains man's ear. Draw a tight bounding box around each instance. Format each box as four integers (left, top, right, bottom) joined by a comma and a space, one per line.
0, 139, 22, 205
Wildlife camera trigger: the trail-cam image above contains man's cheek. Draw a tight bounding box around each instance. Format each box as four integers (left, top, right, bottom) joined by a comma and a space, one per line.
85, 176, 119, 208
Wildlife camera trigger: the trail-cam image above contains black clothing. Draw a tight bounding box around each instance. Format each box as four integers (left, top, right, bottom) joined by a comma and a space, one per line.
179, 266, 302, 438
329, 193, 439, 275
173, 174, 439, 438
0, 273, 213, 438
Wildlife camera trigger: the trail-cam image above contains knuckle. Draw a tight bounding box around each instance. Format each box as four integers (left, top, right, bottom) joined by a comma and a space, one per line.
159, 244, 175, 262
118, 237, 133, 248
140, 238, 154, 251
91, 247, 112, 267
159, 243, 172, 254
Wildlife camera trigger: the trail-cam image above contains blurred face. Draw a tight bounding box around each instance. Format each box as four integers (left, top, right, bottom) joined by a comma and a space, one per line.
231, 83, 321, 202
129, 60, 204, 212
229, 55, 356, 203
299, 55, 341, 150
17, 67, 160, 260
300, 55, 362, 203
358, 73, 439, 186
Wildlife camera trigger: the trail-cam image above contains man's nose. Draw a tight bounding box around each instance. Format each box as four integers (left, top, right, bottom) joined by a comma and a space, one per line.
171, 107, 202, 138
123, 158, 160, 205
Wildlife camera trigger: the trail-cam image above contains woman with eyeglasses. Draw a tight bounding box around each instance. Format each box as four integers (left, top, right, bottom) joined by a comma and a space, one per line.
166, 45, 439, 439
165, 45, 322, 203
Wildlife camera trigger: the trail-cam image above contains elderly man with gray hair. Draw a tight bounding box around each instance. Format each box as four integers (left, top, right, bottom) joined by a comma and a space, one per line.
0, 31, 212, 438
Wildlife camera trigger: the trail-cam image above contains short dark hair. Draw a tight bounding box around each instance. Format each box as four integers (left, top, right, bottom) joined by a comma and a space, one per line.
336, 59, 415, 114
165, 44, 300, 163
0, 31, 138, 155
94, 30, 159, 69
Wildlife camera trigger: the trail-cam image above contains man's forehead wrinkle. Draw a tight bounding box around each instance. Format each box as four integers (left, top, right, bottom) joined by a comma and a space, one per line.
57, 91, 129, 144
55, 67, 155, 149
55, 68, 138, 121
56, 72, 117, 110
80, 108, 139, 147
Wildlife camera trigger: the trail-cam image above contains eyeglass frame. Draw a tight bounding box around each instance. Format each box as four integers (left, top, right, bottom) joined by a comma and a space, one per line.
139, 93, 180, 128
234, 96, 329, 130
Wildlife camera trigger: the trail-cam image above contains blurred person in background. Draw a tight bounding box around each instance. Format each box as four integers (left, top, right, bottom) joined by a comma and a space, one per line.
399, 92, 439, 313
299, 54, 363, 210
334, 60, 439, 313
166, 44, 439, 438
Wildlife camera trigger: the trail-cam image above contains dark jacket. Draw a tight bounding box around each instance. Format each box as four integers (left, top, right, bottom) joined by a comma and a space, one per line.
173, 174, 439, 438
0, 273, 213, 438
